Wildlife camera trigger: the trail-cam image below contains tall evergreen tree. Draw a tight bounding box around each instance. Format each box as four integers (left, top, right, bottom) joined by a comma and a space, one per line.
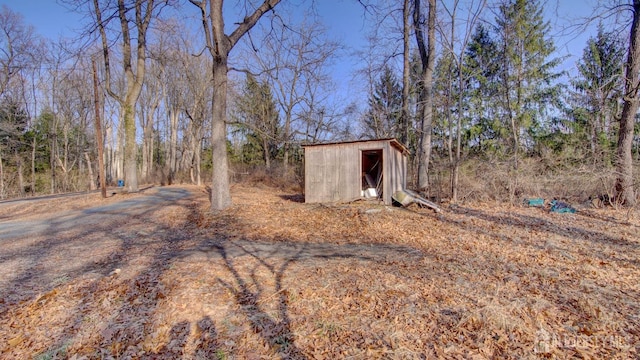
494, 0, 562, 201
572, 24, 625, 164
363, 65, 403, 139
233, 74, 280, 170
463, 24, 503, 154
0, 99, 29, 197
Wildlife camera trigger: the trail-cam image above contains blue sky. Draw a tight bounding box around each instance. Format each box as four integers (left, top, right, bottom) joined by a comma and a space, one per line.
0, 0, 614, 107
0, 0, 84, 38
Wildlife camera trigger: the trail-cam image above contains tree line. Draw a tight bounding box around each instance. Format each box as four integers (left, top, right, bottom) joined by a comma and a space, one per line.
0, 0, 638, 207
360, 0, 638, 205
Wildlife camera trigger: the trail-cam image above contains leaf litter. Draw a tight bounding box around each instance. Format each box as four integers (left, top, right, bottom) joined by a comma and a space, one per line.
0, 183, 638, 359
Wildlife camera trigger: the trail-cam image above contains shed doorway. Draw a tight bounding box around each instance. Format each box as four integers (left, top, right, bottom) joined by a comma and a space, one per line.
362, 149, 383, 200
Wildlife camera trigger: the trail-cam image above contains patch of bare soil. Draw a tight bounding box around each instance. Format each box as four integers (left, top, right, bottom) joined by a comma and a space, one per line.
0, 183, 638, 359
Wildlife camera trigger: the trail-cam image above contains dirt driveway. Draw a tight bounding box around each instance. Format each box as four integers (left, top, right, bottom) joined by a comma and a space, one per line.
0, 187, 196, 303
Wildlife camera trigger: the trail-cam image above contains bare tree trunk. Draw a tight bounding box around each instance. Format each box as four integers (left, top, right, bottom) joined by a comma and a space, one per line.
169, 108, 178, 185
92, 58, 107, 197
195, 138, 202, 186
452, 74, 463, 202
85, 152, 96, 191
615, 0, 640, 206
415, 0, 436, 192
590, 115, 598, 165
62, 124, 70, 192
148, 125, 154, 180
140, 99, 158, 182
122, 101, 138, 192
263, 136, 271, 170
140, 124, 154, 182
0, 148, 4, 199
401, 0, 411, 145
141, 121, 149, 180
105, 119, 114, 185
210, 60, 232, 209
117, 115, 125, 182
283, 117, 290, 173
17, 154, 24, 197
50, 130, 56, 194
31, 136, 36, 194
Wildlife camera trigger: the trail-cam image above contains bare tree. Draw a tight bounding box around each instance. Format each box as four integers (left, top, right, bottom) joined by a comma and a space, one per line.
439, 0, 486, 202
401, 0, 411, 146
415, 0, 436, 192
188, 0, 280, 211
182, 53, 212, 186
92, 0, 160, 193
137, 60, 162, 182
615, 0, 640, 206
249, 16, 338, 170
156, 27, 182, 185
92, 58, 107, 197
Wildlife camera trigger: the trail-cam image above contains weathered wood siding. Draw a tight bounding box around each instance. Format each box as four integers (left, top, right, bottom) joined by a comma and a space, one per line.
305, 143, 360, 203
304, 139, 407, 205
387, 142, 407, 204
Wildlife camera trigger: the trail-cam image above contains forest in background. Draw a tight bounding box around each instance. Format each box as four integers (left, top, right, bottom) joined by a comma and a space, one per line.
0, 0, 638, 206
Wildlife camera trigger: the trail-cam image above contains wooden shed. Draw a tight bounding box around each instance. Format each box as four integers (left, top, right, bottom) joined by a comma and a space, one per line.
303, 138, 409, 205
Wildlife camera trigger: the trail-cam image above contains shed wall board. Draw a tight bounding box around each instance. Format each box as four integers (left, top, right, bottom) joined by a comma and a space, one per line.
389, 145, 406, 195
305, 144, 361, 203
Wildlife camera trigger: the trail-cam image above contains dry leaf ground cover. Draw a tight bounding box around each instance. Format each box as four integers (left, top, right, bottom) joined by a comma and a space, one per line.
0, 183, 638, 359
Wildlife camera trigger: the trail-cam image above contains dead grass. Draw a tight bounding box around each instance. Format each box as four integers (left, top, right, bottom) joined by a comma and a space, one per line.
0, 183, 638, 359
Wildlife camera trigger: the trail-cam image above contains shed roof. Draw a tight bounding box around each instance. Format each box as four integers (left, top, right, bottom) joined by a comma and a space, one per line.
302, 138, 410, 155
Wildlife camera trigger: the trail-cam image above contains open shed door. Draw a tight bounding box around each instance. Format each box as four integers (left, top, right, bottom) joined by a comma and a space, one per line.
361, 149, 383, 200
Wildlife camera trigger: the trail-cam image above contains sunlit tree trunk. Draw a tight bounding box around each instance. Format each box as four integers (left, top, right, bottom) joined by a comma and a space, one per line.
0, 148, 4, 199
189, 0, 280, 211
210, 59, 232, 209
401, 0, 411, 145
30, 136, 36, 194
615, 0, 640, 206
85, 152, 96, 190
416, 0, 436, 192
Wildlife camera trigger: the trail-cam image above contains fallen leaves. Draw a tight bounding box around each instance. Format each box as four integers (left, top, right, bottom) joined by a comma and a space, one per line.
0, 183, 638, 359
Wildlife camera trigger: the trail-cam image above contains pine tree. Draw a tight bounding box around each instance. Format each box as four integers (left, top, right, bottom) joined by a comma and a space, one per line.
494, 0, 562, 201
0, 99, 29, 197
463, 24, 503, 154
233, 74, 280, 170
572, 24, 625, 165
363, 65, 403, 139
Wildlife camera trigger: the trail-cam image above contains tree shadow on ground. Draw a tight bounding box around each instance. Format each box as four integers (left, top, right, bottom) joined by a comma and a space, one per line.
0, 188, 194, 308
574, 207, 640, 229
213, 241, 307, 359
444, 205, 639, 249
1, 185, 428, 359
0, 187, 199, 357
